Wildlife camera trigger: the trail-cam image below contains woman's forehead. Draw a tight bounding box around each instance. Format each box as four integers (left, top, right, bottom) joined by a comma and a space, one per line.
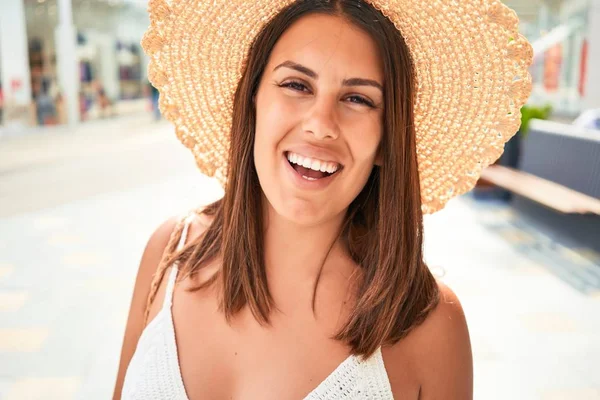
267, 14, 384, 83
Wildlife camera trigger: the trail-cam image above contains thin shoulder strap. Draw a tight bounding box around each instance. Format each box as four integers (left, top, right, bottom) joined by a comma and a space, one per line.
162, 213, 195, 311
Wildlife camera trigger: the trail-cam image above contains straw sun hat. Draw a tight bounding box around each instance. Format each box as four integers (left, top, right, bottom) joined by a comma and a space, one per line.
142, 0, 533, 214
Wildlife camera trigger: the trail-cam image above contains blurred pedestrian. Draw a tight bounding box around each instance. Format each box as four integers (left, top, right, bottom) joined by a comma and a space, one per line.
96, 85, 112, 119
150, 83, 160, 121
79, 91, 88, 121
35, 79, 57, 126
114, 1, 533, 399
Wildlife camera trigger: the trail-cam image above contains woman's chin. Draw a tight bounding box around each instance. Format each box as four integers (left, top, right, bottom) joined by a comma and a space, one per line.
274, 196, 348, 229
258, 171, 347, 227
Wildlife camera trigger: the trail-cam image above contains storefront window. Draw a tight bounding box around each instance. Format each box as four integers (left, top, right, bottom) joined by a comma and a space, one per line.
23, 0, 149, 126
117, 42, 143, 100
522, 0, 591, 116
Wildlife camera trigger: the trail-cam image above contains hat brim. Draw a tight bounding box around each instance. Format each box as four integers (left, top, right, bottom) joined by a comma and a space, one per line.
142, 0, 532, 214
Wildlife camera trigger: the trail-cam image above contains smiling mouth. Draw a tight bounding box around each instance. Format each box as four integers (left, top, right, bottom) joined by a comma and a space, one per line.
285, 152, 343, 181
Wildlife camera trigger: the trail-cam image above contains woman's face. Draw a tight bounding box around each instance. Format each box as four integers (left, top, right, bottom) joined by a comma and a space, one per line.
254, 13, 384, 226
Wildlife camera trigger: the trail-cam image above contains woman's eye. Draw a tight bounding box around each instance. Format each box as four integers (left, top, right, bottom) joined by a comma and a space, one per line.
280, 81, 309, 92
279, 81, 375, 108
346, 95, 375, 108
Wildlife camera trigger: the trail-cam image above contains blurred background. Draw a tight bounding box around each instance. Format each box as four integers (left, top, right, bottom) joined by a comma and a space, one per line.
0, 0, 599, 399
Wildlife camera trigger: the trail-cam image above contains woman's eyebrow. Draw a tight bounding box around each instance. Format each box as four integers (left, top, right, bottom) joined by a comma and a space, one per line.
273, 60, 383, 92
342, 77, 383, 92
274, 60, 317, 79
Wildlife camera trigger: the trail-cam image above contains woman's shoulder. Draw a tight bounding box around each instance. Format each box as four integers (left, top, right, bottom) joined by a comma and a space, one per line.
384, 280, 473, 399
112, 207, 215, 398
138, 216, 181, 277
142, 207, 216, 302
140, 207, 215, 288
146, 207, 214, 251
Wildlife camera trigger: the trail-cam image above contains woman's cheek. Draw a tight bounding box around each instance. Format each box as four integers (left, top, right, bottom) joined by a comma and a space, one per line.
276, 94, 306, 117
347, 122, 382, 162
261, 95, 301, 133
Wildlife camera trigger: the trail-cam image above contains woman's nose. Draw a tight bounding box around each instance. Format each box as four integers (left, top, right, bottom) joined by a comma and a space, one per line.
301, 97, 340, 141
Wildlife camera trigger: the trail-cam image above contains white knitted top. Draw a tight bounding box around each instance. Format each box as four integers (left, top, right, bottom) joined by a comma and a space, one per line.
121, 216, 395, 399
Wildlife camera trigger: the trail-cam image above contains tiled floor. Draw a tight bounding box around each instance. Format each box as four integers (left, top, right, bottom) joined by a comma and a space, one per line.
424, 196, 600, 400
0, 172, 221, 400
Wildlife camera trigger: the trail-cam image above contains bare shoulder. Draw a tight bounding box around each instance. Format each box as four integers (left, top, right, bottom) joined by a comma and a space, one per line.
137, 209, 211, 278
143, 217, 181, 267
384, 280, 473, 400
112, 216, 180, 399
112, 209, 213, 399
147, 208, 213, 253
417, 280, 470, 343
141, 208, 214, 314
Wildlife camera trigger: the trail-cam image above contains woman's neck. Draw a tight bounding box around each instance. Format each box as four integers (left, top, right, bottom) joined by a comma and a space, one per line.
261, 202, 350, 308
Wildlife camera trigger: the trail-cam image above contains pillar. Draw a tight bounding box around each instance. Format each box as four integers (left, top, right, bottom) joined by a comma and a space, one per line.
55, 0, 79, 126
581, 0, 600, 109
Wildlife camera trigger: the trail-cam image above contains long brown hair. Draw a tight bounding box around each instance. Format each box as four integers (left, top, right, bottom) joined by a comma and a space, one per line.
149, 0, 439, 358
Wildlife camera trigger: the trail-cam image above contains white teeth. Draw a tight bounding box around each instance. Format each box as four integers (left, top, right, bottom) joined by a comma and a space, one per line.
286, 151, 341, 174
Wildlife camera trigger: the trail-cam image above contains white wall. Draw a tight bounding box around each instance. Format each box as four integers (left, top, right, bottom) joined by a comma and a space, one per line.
0, 0, 33, 126
582, 0, 600, 109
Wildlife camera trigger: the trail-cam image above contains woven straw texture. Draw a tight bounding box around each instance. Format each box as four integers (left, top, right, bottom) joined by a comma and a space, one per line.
142, 0, 533, 214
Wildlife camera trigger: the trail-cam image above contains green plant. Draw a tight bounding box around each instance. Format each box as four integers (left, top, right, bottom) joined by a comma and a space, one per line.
519, 104, 552, 137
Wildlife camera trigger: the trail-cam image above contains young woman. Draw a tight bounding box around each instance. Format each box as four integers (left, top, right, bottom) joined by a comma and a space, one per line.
114, 0, 532, 398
